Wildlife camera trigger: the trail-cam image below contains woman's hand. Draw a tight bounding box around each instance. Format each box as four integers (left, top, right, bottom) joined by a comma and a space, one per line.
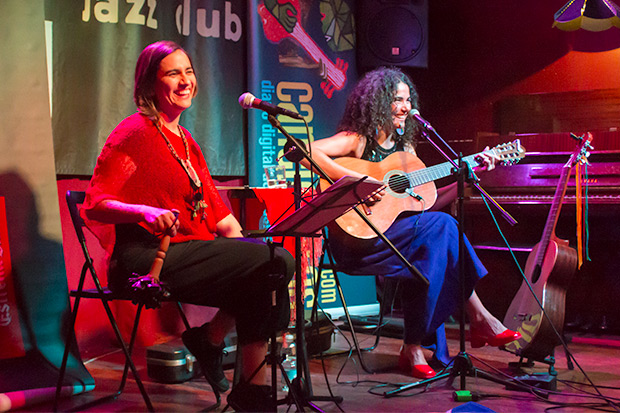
473, 146, 500, 172
142, 206, 180, 236
86, 199, 180, 236
364, 187, 386, 206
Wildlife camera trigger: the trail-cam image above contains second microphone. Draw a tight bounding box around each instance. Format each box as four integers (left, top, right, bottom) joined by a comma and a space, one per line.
238, 92, 304, 120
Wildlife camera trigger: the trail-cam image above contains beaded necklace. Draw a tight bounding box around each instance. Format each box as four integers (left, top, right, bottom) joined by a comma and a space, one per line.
155, 121, 202, 188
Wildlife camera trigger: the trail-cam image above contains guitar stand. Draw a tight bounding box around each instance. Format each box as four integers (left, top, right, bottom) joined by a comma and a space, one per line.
506, 343, 573, 376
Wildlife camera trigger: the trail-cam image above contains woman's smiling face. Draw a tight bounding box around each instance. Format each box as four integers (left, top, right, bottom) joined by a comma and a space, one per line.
154, 49, 196, 118
391, 81, 412, 130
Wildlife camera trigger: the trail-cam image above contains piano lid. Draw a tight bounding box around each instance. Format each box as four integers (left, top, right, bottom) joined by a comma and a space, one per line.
473, 150, 620, 194
475, 130, 620, 153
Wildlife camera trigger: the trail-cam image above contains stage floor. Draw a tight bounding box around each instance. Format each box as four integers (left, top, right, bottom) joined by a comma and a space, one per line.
40, 324, 620, 412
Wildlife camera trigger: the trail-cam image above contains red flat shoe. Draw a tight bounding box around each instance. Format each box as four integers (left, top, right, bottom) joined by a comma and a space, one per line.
470, 328, 521, 349
398, 348, 436, 379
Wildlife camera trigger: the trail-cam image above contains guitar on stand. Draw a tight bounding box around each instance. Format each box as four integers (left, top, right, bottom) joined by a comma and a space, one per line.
318, 140, 526, 239
503, 133, 593, 365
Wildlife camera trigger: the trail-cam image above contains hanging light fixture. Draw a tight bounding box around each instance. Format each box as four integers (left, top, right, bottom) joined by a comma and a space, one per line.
553, 0, 620, 31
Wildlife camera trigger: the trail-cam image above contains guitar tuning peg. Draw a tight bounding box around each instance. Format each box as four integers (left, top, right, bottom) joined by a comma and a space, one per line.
318, 60, 328, 80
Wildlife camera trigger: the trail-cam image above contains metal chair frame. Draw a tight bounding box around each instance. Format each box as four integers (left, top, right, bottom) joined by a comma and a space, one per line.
54, 190, 192, 412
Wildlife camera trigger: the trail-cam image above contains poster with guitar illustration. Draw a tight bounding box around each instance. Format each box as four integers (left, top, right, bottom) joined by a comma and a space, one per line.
503, 133, 593, 362
247, 0, 363, 315
247, 0, 357, 189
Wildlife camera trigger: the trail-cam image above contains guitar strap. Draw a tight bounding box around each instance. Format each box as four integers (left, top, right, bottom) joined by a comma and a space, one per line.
575, 161, 590, 269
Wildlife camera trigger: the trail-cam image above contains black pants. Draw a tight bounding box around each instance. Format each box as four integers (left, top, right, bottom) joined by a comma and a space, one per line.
110, 224, 295, 345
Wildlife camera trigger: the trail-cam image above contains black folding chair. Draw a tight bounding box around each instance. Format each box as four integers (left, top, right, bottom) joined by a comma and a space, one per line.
54, 190, 193, 412
311, 229, 388, 373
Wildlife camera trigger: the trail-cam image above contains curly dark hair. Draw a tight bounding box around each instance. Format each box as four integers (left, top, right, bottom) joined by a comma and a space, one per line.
337, 67, 420, 149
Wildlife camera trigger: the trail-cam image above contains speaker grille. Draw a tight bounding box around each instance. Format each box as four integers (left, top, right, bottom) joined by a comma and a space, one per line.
365, 7, 424, 64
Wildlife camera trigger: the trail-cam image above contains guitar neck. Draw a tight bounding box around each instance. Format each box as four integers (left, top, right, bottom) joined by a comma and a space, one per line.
535, 165, 572, 266
407, 153, 480, 186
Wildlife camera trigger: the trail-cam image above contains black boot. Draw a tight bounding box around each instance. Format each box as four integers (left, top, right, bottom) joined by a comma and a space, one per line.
182, 325, 229, 393
227, 380, 275, 412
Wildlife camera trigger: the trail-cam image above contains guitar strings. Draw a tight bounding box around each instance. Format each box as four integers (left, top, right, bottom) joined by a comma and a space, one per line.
389, 144, 522, 193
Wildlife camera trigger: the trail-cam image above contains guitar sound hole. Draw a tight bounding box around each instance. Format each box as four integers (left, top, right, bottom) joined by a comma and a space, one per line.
388, 174, 410, 194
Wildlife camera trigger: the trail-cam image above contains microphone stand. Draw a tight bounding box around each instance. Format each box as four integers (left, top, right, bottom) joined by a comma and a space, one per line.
419, 123, 517, 226
384, 123, 537, 398
267, 114, 427, 411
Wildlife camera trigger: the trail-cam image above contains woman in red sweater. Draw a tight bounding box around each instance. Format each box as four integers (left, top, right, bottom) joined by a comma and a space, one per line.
83, 41, 291, 412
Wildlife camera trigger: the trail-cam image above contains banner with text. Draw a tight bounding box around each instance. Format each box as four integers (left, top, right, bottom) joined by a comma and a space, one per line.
248, 0, 356, 188
47, 0, 246, 176
247, 0, 363, 313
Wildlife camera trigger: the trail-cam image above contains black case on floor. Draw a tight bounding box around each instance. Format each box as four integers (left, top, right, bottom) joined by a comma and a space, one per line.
146, 339, 201, 383
146, 334, 238, 384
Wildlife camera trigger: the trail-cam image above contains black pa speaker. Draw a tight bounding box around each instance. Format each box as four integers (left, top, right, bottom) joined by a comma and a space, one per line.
356, 0, 428, 69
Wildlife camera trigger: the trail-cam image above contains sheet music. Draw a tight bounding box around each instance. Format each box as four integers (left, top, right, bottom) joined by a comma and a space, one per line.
263, 175, 383, 237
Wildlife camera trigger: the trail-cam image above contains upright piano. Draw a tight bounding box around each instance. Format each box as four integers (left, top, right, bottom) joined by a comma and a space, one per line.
463, 131, 620, 334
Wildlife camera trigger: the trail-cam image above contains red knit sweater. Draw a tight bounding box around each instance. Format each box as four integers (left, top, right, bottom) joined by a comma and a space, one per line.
83, 112, 231, 253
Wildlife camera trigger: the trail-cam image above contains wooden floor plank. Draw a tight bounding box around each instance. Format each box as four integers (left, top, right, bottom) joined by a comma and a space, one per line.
37, 327, 620, 412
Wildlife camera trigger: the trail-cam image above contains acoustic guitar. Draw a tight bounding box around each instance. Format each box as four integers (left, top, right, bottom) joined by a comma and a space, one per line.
318, 140, 526, 239
502, 133, 592, 361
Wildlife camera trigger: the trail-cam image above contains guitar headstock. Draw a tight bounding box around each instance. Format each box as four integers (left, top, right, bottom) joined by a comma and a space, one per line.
489, 139, 527, 166
566, 132, 594, 168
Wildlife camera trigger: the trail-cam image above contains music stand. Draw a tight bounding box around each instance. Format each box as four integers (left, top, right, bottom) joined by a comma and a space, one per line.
247, 175, 383, 411
260, 114, 427, 411
261, 175, 384, 237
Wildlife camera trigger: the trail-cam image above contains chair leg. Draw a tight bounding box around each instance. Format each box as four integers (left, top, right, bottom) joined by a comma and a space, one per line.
117, 302, 144, 395
365, 296, 384, 352
366, 277, 399, 352
176, 301, 191, 330
94, 295, 154, 411
310, 243, 326, 324
54, 265, 89, 412
332, 271, 374, 373
312, 230, 383, 374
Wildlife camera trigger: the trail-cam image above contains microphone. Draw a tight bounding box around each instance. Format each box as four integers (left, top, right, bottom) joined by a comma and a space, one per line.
238, 92, 304, 120
408, 109, 435, 131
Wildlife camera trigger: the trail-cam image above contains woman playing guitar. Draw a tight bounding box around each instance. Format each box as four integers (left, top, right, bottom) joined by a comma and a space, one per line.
301, 67, 521, 379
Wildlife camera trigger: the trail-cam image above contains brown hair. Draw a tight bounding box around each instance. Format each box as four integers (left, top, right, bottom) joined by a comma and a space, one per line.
133, 40, 197, 120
